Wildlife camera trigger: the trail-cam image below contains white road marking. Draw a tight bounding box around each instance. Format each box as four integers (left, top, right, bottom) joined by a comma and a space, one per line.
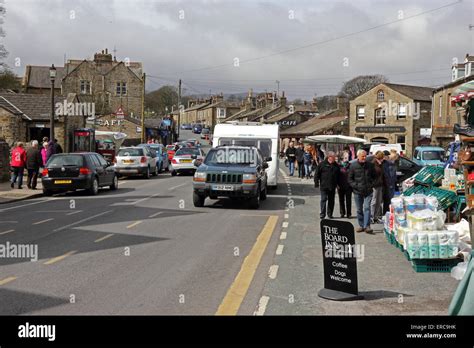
280, 232, 287, 240
284, 214, 289, 219
169, 183, 187, 191
32, 218, 54, 225
0, 198, 56, 212
149, 211, 163, 218
253, 296, 270, 316
54, 210, 113, 232
282, 221, 289, 228
268, 265, 279, 279
66, 210, 82, 216
0, 229, 15, 236
94, 234, 114, 243
276, 244, 284, 255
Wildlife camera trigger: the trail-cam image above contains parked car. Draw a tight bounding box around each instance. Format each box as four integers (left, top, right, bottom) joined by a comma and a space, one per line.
193, 124, 203, 134
412, 146, 445, 167
201, 128, 211, 139
360, 155, 421, 185
41, 152, 117, 196
138, 143, 169, 172
181, 123, 192, 130
192, 146, 269, 209
170, 147, 206, 176
369, 143, 404, 156
114, 146, 158, 178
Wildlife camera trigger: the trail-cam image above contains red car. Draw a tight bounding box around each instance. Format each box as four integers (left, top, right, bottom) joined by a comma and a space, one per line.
166, 144, 179, 161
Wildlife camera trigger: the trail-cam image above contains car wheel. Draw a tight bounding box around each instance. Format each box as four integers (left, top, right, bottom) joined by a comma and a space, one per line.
88, 177, 99, 195
110, 175, 118, 190
249, 185, 261, 209
260, 185, 267, 201
193, 192, 205, 207
171, 170, 177, 176
43, 189, 53, 196
144, 167, 151, 179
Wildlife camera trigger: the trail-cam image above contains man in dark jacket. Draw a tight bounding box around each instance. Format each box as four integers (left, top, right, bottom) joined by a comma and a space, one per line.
337, 152, 352, 218
295, 142, 305, 178
285, 141, 297, 176
54, 139, 63, 154
26, 140, 42, 189
348, 149, 377, 233
315, 151, 340, 219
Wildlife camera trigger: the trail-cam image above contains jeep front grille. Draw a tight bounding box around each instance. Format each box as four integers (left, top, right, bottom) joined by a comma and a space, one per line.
206, 173, 242, 183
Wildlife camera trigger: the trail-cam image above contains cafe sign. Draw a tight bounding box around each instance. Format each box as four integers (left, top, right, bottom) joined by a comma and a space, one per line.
278, 120, 297, 127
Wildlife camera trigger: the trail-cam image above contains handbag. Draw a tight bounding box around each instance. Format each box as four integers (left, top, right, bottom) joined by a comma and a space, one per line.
459, 147, 473, 162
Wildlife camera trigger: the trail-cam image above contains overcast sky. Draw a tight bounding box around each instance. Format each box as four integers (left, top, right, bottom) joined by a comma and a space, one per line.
3, 0, 474, 99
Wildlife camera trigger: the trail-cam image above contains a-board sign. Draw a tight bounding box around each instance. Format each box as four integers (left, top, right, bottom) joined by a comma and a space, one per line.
318, 219, 363, 301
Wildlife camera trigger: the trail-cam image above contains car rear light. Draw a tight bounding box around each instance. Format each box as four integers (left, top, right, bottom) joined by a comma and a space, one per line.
140, 156, 147, 163
42, 168, 48, 177
171, 159, 178, 164
79, 167, 91, 175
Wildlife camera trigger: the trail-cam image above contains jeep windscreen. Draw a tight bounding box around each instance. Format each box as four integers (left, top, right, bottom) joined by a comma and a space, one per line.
204, 149, 257, 167
218, 138, 272, 158
422, 151, 444, 161
175, 148, 201, 156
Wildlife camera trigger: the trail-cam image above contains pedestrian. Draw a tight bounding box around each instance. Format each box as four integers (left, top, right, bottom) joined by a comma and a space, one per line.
315, 151, 340, 219
26, 140, 42, 190
41, 142, 48, 167
303, 147, 313, 179
383, 150, 398, 214
338, 152, 352, 218
46, 139, 56, 162
371, 151, 385, 224
295, 142, 305, 178
10, 141, 27, 189
348, 149, 377, 233
285, 141, 297, 176
54, 139, 63, 154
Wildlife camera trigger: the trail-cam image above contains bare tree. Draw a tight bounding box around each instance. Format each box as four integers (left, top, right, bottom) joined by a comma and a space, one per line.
339, 75, 388, 101
0, 3, 8, 68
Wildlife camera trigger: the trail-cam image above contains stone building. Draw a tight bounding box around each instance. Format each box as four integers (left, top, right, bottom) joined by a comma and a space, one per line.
432, 54, 474, 147
180, 94, 240, 128
22, 65, 65, 95
349, 83, 433, 158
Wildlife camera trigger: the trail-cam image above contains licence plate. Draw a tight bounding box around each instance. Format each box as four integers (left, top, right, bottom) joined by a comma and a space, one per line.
54, 180, 72, 184
123, 160, 134, 164
180, 159, 192, 163
213, 185, 234, 191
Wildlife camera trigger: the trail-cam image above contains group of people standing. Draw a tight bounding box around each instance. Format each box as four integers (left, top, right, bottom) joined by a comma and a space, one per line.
284, 141, 316, 179
10, 137, 63, 190
313, 148, 399, 234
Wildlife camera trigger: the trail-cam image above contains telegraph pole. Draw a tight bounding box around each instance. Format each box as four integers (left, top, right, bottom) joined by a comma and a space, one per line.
141, 72, 146, 143
177, 79, 182, 140
276, 80, 280, 96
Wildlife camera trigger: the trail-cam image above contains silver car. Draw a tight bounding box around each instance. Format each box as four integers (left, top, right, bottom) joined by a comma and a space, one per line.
170, 147, 205, 176
114, 147, 158, 178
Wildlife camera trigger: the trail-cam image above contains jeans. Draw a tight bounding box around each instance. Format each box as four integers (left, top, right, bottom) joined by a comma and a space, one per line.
11, 166, 24, 187
288, 160, 295, 176
304, 164, 312, 178
320, 189, 335, 218
338, 188, 352, 216
371, 186, 384, 221
27, 168, 39, 189
354, 192, 373, 228
297, 161, 304, 178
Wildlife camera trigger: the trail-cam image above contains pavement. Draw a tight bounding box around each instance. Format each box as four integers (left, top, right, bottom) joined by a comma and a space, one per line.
0, 179, 44, 204
256, 168, 460, 315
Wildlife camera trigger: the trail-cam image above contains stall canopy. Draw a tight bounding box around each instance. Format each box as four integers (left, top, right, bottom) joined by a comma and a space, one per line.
304, 135, 367, 144
451, 80, 474, 103
95, 131, 127, 141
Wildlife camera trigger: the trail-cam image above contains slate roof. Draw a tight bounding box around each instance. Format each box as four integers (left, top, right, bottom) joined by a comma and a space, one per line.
383, 83, 434, 102
280, 115, 347, 136
24, 65, 66, 89
0, 93, 73, 120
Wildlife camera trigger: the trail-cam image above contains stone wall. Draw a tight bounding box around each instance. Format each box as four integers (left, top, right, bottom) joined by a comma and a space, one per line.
0, 139, 10, 182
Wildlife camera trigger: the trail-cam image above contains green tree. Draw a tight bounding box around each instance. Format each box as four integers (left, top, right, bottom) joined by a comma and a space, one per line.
0, 68, 20, 90
340, 75, 388, 101
145, 85, 178, 117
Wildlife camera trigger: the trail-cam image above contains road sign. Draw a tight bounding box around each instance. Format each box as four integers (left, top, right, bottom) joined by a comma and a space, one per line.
318, 219, 363, 301
116, 107, 125, 120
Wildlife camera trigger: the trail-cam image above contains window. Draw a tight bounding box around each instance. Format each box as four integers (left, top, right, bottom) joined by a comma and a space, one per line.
90, 155, 101, 167
397, 104, 407, 120
116, 82, 127, 96
377, 90, 384, 101
217, 108, 226, 119
356, 105, 365, 121
375, 108, 386, 125
439, 95, 442, 118
80, 80, 91, 94
396, 135, 406, 152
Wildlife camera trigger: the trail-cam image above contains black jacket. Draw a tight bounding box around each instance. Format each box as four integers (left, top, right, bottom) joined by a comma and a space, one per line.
338, 162, 352, 191
315, 160, 340, 191
26, 147, 42, 170
295, 148, 305, 162
285, 147, 297, 162
348, 160, 377, 196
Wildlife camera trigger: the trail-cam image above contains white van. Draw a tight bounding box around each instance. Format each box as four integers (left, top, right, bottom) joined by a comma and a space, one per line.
369, 143, 403, 156
212, 122, 279, 188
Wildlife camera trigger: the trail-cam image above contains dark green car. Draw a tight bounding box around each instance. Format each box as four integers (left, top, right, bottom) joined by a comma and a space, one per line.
192, 146, 270, 209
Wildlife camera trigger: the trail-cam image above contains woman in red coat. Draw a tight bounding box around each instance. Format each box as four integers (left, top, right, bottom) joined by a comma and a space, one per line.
10, 141, 27, 189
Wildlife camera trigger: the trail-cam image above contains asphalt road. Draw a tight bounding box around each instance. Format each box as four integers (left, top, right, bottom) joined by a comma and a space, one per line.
0, 131, 286, 315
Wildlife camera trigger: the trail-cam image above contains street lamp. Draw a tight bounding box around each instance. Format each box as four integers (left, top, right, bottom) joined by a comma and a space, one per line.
49, 64, 57, 142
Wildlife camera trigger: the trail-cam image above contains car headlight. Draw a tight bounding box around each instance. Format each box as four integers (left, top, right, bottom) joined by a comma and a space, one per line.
243, 174, 257, 184
193, 172, 207, 182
